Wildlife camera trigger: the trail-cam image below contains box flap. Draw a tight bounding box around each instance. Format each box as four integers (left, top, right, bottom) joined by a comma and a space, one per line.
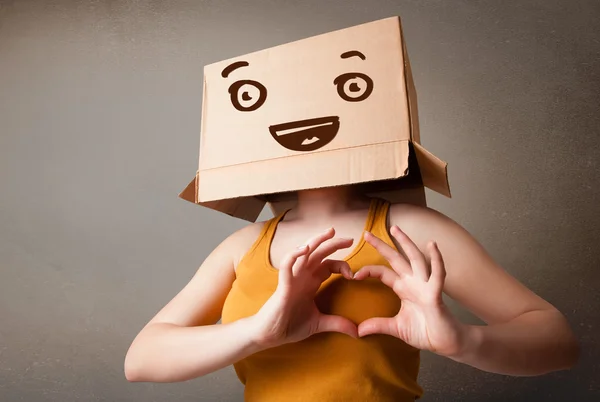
179, 174, 198, 204
412, 142, 451, 197
178, 173, 266, 221
199, 197, 266, 222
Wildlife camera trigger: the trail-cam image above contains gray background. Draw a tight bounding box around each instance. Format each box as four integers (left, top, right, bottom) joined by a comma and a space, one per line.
1, 0, 599, 401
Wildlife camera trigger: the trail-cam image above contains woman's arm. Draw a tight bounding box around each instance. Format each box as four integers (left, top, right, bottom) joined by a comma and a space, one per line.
125, 319, 265, 382
390, 204, 579, 376
124, 224, 359, 383
124, 223, 265, 383
454, 308, 577, 376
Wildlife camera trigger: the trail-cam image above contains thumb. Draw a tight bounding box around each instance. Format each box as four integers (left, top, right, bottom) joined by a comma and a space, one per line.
315, 314, 358, 339
358, 317, 398, 338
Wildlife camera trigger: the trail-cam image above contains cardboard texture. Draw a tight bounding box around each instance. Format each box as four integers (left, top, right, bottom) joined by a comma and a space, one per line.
180, 16, 451, 221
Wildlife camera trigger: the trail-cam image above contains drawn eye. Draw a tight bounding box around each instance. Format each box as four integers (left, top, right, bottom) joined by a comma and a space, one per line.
228, 80, 267, 111
333, 73, 373, 102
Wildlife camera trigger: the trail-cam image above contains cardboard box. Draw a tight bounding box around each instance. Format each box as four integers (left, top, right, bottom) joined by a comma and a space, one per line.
179, 16, 451, 221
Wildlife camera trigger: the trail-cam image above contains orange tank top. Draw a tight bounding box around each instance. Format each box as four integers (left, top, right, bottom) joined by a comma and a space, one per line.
221, 198, 423, 401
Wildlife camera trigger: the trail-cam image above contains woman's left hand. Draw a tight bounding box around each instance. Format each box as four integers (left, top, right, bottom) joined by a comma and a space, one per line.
353, 226, 468, 358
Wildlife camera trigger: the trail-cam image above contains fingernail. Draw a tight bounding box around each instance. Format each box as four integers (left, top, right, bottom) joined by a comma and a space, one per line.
297, 244, 307, 250
323, 227, 334, 233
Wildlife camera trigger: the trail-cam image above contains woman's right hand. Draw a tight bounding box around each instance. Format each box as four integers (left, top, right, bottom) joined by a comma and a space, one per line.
251, 227, 358, 348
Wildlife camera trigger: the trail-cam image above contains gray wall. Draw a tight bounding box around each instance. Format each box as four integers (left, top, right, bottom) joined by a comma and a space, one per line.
1, 1, 598, 401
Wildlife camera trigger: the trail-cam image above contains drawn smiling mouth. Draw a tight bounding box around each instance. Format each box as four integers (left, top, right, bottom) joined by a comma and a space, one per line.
269, 116, 340, 152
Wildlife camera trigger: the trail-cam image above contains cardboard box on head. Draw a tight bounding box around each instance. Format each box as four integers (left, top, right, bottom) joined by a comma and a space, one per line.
179, 16, 451, 221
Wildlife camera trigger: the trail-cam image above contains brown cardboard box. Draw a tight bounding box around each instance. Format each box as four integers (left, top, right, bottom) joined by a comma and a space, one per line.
179, 16, 451, 221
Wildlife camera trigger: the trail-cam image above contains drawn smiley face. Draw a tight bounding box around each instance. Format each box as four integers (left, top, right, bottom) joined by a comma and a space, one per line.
221, 50, 374, 152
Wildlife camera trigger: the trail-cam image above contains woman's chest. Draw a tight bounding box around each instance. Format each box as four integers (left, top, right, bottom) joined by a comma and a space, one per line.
221, 256, 400, 325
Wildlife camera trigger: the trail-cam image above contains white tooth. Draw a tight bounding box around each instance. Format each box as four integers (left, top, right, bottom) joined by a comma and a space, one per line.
301, 137, 320, 146
276, 121, 332, 136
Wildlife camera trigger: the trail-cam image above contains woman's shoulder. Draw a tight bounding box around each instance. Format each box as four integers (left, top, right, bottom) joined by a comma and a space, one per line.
388, 202, 461, 237
224, 218, 272, 267
389, 202, 444, 221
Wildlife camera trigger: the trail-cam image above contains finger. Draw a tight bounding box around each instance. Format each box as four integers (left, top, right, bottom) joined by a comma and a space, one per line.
428, 241, 446, 291
279, 245, 309, 287
389, 226, 429, 281
316, 314, 358, 338
363, 231, 402, 262
292, 228, 337, 276
304, 227, 337, 255
319, 259, 353, 281
353, 265, 402, 294
363, 231, 411, 276
358, 317, 398, 338
291, 253, 308, 277
307, 237, 354, 267
291, 228, 335, 276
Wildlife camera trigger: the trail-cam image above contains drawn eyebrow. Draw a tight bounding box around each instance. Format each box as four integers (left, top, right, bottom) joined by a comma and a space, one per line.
341, 50, 366, 60
221, 61, 249, 78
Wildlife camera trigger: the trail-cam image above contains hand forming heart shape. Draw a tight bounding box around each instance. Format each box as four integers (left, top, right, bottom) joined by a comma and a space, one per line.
353, 226, 467, 357
251, 226, 467, 358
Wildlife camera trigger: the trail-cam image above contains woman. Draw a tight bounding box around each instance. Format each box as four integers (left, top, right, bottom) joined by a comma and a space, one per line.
124, 184, 579, 401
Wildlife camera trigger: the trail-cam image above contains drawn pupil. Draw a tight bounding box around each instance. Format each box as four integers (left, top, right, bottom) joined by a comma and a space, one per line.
349, 82, 361, 92
241, 91, 252, 101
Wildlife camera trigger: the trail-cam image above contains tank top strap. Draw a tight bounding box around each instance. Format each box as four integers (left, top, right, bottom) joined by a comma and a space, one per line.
244, 208, 291, 258
264, 208, 290, 240
369, 198, 392, 241
362, 198, 380, 233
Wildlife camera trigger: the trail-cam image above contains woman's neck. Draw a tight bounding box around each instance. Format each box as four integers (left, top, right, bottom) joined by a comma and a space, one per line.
290, 186, 371, 222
